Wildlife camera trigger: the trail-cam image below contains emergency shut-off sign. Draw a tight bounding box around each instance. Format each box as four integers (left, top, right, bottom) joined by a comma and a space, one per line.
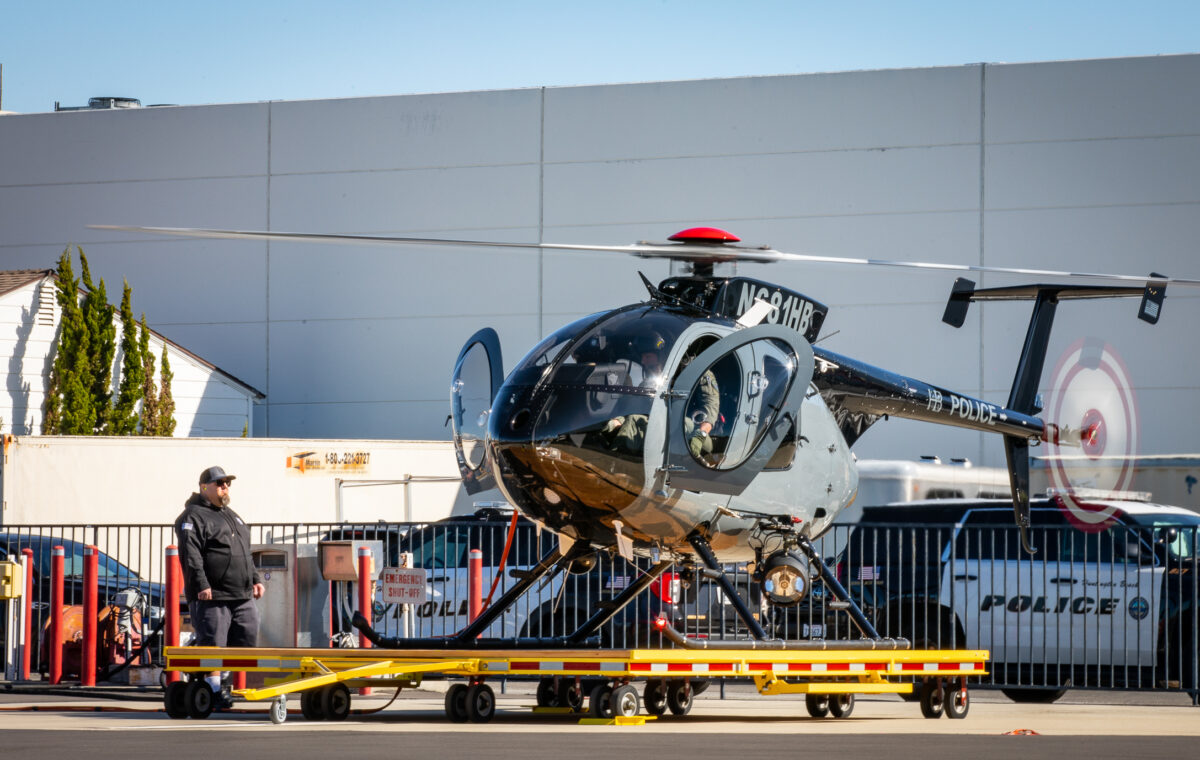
381, 567, 427, 603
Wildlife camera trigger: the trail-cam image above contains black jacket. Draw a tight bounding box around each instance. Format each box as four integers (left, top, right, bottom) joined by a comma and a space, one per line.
174, 493, 261, 602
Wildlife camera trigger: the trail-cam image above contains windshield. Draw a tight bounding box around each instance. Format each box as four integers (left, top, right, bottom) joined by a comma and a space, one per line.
1123, 513, 1200, 559
527, 307, 699, 441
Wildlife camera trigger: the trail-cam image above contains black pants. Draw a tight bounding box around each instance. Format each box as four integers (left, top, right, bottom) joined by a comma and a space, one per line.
189, 598, 260, 647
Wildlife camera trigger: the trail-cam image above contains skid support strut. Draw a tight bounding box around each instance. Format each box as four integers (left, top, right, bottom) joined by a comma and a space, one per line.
354, 541, 598, 649
566, 560, 673, 645
790, 538, 882, 640
687, 530, 771, 640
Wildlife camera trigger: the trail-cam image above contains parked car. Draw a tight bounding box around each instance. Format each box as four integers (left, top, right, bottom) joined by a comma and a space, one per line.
0, 533, 168, 675
326, 510, 685, 647
831, 497, 1199, 701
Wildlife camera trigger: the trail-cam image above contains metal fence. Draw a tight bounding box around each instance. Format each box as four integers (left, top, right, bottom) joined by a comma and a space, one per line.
1, 520, 1195, 700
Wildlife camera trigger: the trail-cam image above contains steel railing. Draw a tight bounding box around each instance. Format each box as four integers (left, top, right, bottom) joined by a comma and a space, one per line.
1, 520, 1195, 700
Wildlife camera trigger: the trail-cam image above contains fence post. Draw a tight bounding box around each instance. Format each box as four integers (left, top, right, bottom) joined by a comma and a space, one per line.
469, 549, 483, 625
49, 546, 64, 685
164, 546, 181, 684
20, 548, 33, 681
357, 546, 373, 696
82, 546, 98, 686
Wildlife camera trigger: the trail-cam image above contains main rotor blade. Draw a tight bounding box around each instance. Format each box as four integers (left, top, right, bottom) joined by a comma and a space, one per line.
89, 225, 1200, 287
89, 225, 779, 262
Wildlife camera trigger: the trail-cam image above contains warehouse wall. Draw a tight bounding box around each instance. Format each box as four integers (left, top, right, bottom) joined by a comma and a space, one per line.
0, 55, 1196, 467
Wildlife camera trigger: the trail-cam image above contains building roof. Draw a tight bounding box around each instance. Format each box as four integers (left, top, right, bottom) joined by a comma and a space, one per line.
0, 269, 264, 399
0, 269, 53, 298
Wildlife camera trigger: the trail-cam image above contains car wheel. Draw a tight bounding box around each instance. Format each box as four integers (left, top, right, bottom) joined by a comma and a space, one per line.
445, 683, 469, 723
610, 684, 640, 718
535, 677, 560, 707
918, 679, 944, 719
466, 683, 496, 723
184, 679, 214, 719
828, 693, 854, 719
805, 693, 830, 718
944, 683, 969, 719
559, 680, 584, 712
321, 683, 352, 721
164, 680, 188, 719
301, 689, 326, 720
666, 680, 693, 716
643, 679, 668, 716
588, 683, 614, 719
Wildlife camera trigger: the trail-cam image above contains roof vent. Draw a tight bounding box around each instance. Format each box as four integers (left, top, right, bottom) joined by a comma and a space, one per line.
88, 97, 142, 109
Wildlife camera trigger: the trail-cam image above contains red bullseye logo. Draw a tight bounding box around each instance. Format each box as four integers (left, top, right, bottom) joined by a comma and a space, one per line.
1080, 408, 1106, 456
1045, 338, 1139, 532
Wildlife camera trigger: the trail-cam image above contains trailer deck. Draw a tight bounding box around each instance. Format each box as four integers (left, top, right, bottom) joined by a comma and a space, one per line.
164, 644, 989, 724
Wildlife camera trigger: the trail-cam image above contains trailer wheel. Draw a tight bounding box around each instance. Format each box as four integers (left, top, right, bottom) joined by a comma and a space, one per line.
666, 680, 693, 716
536, 677, 559, 707
589, 683, 614, 718
644, 680, 668, 716
805, 694, 830, 718
610, 684, 640, 718
184, 679, 214, 719
269, 696, 288, 725
559, 680, 584, 712
466, 683, 496, 723
829, 693, 855, 719
944, 683, 969, 719
301, 689, 326, 721
445, 683, 469, 723
164, 681, 188, 719
322, 683, 352, 721
919, 680, 944, 719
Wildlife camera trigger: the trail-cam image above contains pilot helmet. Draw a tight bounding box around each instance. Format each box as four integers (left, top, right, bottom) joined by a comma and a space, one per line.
633, 332, 667, 357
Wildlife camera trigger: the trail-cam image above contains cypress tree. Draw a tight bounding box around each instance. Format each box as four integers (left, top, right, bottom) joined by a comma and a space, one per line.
109, 280, 144, 435
79, 251, 115, 433
43, 248, 94, 434
157, 344, 176, 436
138, 314, 160, 435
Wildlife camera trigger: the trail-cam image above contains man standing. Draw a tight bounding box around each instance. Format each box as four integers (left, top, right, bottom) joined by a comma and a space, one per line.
174, 466, 264, 708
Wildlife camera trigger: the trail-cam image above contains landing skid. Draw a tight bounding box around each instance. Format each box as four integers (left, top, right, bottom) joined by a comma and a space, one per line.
353, 541, 673, 650
674, 530, 907, 651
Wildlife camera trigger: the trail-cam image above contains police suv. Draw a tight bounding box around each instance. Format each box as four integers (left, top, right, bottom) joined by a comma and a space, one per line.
833, 496, 1199, 701
330, 511, 684, 647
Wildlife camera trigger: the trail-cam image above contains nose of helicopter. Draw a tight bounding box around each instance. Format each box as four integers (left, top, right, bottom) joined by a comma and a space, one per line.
483, 379, 649, 544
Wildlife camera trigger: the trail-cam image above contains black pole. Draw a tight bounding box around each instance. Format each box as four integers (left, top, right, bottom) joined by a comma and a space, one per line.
687, 531, 771, 640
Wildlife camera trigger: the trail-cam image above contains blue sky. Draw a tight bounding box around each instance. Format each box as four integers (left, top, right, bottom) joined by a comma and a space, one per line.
2, 1, 1197, 114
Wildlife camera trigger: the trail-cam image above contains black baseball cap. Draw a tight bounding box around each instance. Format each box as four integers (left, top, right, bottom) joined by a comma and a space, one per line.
199, 466, 236, 485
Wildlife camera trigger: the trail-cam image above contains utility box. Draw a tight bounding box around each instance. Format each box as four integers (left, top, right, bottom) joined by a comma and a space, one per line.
0, 560, 21, 599
318, 540, 384, 581
252, 544, 330, 648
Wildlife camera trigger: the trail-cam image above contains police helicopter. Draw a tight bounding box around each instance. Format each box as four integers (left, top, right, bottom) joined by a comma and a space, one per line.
95, 223, 1200, 649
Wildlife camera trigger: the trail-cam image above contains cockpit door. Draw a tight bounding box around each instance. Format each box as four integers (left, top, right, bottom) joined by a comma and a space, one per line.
662, 324, 814, 495
450, 327, 504, 494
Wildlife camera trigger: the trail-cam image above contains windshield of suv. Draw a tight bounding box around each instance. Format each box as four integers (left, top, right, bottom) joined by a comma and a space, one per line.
1122, 513, 1200, 559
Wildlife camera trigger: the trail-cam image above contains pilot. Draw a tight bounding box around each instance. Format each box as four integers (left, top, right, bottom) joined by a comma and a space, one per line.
605, 334, 718, 460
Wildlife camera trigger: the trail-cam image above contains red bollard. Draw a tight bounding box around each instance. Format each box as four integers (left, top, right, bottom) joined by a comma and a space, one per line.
164, 546, 181, 684
20, 548, 33, 681
49, 546, 65, 685
82, 546, 98, 687
357, 546, 374, 696
468, 549, 483, 624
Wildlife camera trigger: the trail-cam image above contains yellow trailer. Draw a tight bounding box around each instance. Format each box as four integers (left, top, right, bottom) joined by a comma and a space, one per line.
163, 644, 988, 725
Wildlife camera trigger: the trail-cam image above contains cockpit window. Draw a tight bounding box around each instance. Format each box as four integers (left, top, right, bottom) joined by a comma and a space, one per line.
682, 337, 801, 470
528, 307, 700, 446
512, 312, 605, 378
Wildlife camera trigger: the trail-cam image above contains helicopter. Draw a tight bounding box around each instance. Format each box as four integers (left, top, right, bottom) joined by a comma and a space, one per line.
95, 223, 1200, 648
